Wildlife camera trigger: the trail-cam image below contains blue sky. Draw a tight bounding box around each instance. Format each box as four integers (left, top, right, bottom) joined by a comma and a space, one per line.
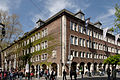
0, 0, 120, 33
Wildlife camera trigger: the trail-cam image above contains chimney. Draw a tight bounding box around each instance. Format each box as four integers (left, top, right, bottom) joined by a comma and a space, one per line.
35, 19, 45, 28
75, 10, 85, 20
94, 21, 102, 29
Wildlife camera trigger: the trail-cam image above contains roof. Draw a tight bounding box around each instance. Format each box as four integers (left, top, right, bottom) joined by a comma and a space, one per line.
36, 19, 45, 23
75, 10, 85, 15
94, 21, 102, 25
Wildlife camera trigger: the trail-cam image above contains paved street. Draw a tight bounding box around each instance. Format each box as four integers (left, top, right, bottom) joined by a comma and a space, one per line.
20, 75, 120, 80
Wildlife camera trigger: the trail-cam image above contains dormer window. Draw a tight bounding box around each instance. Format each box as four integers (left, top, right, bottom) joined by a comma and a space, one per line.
75, 10, 85, 20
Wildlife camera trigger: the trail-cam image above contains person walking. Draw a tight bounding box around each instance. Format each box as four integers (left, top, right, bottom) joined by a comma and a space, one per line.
44, 69, 48, 80
81, 70, 84, 78
47, 69, 50, 80
63, 69, 67, 80
50, 69, 54, 80
112, 66, 116, 80
19, 70, 23, 80
74, 70, 77, 80
107, 67, 111, 80
53, 69, 56, 80
70, 70, 72, 80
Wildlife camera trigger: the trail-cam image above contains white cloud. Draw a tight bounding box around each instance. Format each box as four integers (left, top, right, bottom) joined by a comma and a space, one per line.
0, 0, 21, 11
32, 0, 90, 24
95, 8, 115, 28
45, 0, 76, 16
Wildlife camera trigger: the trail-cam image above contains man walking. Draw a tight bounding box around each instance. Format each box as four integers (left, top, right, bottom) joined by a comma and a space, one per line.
63, 69, 67, 80
107, 67, 111, 80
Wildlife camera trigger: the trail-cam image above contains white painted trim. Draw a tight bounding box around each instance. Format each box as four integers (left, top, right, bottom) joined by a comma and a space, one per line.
61, 15, 67, 72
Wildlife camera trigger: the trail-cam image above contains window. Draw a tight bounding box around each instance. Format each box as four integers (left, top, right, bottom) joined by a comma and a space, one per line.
38, 32, 40, 39
32, 47, 34, 52
42, 30, 44, 37
83, 52, 85, 58
108, 47, 111, 52
75, 37, 78, 45
81, 26, 83, 33
44, 28, 48, 36
71, 35, 74, 44
79, 38, 82, 46
41, 42, 44, 49
35, 45, 38, 51
96, 43, 98, 49
86, 52, 89, 58
41, 41, 47, 49
79, 52, 82, 57
52, 50, 57, 58
74, 23, 78, 31
24, 50, 26, 55
24, 41, 26, 46
35, 34, 38, 40
27, 39, 29, 44
93, 42, 95, 49
90, 29, 92, 36
41, 53, 47, 60
87, 40, 89, 48
70, 21, 74, 30
31, 37, 33, 42
74, 51, 78, 57
70, 50, 74, 56
30, 47, 32, 53
94, 54, 96, 58
87, 29, 89, 35
83, 39, 85, 47
45, 41, 48, 48
79, 25, 81, 33
38, 44, 40, 51
90, 53, 92, 58
89, 41, 92, 48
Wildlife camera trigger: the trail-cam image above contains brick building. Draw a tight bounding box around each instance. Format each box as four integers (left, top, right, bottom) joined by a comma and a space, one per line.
1, 9, 120, 76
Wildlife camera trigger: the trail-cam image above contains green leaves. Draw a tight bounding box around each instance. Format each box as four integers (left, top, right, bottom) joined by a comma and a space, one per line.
112, 4, 120, 33
104, 54, 120, 65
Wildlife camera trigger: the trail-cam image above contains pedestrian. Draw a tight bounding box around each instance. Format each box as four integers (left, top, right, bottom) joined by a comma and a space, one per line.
63, 69, 67, 80
73, 70, 77, 80
10, 71, 13, 80
107, 67, 111, 80
30, 71, 34, 79
50, 69, 54, 80
70, 70, 72, 80
47, 69, 50, 80
0, 71, 2, 80
81, 70, 84, 78
54, 70, 57, 80
44, 69, 48, 80
19, 70, 23, 80
112, 66, 116, 80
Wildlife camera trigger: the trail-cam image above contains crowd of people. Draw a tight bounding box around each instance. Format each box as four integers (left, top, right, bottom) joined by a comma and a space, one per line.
0, 67, 120, 80
0, 68, 57, 80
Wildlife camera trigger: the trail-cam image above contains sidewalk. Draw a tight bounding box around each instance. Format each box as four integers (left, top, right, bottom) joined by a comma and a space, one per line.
22, 74, 120, 80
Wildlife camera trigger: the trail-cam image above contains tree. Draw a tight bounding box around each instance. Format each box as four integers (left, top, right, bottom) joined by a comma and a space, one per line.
104, 54, 120, 65
104, 4, 120, 79
0, 10, 23, 50
104, 54, 120, 79
110, 4, 120, 33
